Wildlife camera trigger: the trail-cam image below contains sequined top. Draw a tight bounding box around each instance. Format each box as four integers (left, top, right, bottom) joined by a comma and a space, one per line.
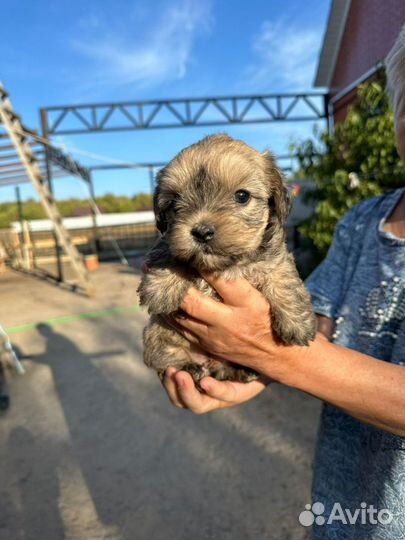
305, 188, 405, 540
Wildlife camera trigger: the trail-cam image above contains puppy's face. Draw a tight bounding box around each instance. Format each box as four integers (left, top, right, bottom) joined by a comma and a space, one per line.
154, 134, 291, 271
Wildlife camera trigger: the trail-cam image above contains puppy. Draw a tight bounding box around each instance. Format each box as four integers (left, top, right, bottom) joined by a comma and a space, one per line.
138, 134, 317, 384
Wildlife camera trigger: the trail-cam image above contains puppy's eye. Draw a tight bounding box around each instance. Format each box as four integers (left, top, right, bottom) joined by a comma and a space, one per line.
168, 194, 180, 212
234, 190, 251, 204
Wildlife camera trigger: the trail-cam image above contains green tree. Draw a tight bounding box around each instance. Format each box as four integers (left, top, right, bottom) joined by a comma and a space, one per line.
0, 193, 153, 229
132, 193, 153, 211
293, 79, 405, 253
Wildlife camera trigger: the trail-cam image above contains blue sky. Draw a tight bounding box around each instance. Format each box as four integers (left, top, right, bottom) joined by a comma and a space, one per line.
0, 0, 330, 203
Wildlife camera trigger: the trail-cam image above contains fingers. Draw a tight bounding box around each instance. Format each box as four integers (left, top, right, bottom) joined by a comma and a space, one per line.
199, 377, 238, 402
200, 376, 268, 403
162, 315, 201, 345
162, 368, 184, 408
173, 371, 218, 413
201, 273, 263, 307
179, 277, 268, 325
163, 370, 269, 413
172, 313, 208, 340
180, 287, 230, 324
163, 368, 214, 413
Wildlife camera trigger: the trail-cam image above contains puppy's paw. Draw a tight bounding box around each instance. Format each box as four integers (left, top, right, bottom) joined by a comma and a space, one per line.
181, 362, 210, 383
206, 360, 259, 383
273, 312, 317, 346
137, 269, 189, 314
181, 360, 259, 387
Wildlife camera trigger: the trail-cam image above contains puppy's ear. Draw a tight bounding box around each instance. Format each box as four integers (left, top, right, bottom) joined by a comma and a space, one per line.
153, 186, 166, 235
271, 178, 292, 224
262, 152, 292, 224
153, 169, 171, 234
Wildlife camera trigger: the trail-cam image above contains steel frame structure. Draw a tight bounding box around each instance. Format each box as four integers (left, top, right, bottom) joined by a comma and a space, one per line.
35, 90, 329, 271
0, 135, 91, 188
87, 153, 300, 193
39, 92, 328, 192
0, 118, 95, 285
40, 92, 328, 135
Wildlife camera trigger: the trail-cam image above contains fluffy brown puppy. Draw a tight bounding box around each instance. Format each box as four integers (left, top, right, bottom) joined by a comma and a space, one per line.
138, 134, 317, 384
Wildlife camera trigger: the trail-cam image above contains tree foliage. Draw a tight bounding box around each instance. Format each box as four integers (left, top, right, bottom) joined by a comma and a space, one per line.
0, 192, 153, 229
293, 79, 405, 253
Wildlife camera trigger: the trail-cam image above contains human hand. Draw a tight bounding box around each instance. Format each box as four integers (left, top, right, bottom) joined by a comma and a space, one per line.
162, 367, 270, 413
170, 273, 281, 373
142, 263, 275, 411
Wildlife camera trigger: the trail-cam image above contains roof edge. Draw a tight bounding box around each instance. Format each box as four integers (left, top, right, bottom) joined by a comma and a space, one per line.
314, 0, 352, 88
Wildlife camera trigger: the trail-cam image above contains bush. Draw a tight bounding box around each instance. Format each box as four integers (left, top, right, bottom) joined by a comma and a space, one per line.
293, 78, 405, 254
0, 193, 153, 228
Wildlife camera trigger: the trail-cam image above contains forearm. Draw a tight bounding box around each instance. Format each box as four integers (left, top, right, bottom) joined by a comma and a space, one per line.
260, 335, 405, 437
173, 277, 405, 426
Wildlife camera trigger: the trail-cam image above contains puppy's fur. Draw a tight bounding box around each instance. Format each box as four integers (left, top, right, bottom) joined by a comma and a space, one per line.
138, 134, 316, 384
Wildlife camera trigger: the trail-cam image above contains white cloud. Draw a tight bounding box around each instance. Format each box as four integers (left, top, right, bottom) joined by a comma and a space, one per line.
246, 19, 321, 90
71, 0, 213, 89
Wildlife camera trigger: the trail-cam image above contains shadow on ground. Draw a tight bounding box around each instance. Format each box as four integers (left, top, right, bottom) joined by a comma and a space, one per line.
0, 266, 320, 540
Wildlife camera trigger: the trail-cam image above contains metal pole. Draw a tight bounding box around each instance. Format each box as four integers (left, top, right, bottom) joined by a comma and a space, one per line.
15, 186, 24, 260
324, 93, 334, 136
15, 185, 24, 237
40, 109, 63, 282
149, 166, 155, 195
88, 172, 99, 255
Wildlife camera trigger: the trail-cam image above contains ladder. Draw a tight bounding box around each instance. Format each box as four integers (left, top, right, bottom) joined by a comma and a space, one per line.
0, 82, 91, 294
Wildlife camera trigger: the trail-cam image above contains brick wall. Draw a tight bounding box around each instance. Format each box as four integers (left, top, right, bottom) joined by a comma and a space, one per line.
331, 0, 405, 121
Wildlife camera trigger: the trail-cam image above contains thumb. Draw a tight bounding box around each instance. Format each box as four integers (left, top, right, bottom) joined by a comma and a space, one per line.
200, 376, 270, 403
199, 377, 238, 402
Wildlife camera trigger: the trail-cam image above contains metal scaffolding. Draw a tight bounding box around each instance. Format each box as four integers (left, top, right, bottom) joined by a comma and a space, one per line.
0, 88, 96, 291
0, 132, 90, 188
40, 92, 328, 135
9, 88, 328, 278
87, 153, 301, 194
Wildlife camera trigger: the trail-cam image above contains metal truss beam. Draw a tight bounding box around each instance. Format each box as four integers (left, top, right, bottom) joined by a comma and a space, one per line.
88, 153, 297, 173
47, 145, 90, 183
89, 162, 166, 172
41, 92, 328, 135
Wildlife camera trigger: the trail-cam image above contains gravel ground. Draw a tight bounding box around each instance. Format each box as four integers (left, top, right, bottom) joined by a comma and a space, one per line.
0, 264, 321, 540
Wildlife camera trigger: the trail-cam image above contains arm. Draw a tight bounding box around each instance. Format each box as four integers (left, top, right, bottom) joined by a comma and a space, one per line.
167, 276, 405, 437
278, 331, 405, 437
316, 315, 334, 340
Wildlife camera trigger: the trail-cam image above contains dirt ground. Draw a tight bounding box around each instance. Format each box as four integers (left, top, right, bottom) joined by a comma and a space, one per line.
0, 262, 321, 540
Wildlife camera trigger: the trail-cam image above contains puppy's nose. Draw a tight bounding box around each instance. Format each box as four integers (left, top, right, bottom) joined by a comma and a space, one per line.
191, 223, 215, 243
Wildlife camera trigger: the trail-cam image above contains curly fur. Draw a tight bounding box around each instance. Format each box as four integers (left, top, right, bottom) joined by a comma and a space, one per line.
138, 134, 317, 384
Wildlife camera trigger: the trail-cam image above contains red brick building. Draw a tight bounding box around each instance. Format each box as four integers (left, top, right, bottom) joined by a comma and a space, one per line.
315, 0, 405, 123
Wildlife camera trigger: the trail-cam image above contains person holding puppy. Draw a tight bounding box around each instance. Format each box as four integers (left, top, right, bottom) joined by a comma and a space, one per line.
160, 26, 405, 539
